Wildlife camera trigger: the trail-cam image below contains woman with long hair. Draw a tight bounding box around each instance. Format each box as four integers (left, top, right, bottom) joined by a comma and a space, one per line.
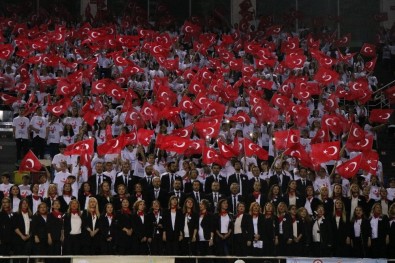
96, 181, 113, 214
180, 197, 198, 256
162, 195, 184, 255
276, 202, 292, 256
58, 183, 77, 213
387, 203, 395, 258
78, 182, 94, 211
81, 197, 101, 254
296, 207, 312, 256
31, 202, 49, 256
261, 202, 278, 256
112, 184, 131, 211
267, 184, 284, 211
349, 206, 371, 258
368, 203, 389, 258
213, 198, 232, 256
97, 203, 117, 254
0, 197, 14, 255
196, 199, 214, 256
12, 198, 33, 257
10, 185, 22, 212
331, 199, 350, 257
63, 199, 83, 255
47, 199, 63, 257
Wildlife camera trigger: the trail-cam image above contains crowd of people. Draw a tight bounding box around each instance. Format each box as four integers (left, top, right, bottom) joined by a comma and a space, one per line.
0, 0, 394, 260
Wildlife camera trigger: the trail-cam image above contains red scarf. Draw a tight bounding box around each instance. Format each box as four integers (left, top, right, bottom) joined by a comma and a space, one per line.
21, 208, 28, 213
236, 212, 243, 218
52, 210, 62, 219
200, 211, 207, 217
265, 211, 272, 218
32, 195, 40, 201
335, 210, 342, 217
220, 211, 228, 216
137, 211, 144, 216
154, 210, 159, 216
84, 192, 91, 197
252, 212, 259, 218
90, 210, 96, 216
71, 209, 79, 215
136, 193, 142, 198
253, 191, 260, 199
107, 213, 113, 219
278, 215, 284, 223
291, 216, 296, 223
122, 208, 131, 215
373, 212, 381, 219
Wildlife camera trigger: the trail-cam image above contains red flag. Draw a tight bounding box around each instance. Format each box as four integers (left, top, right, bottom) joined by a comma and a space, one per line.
321, 114, 346, 135
273, 129, 300, 150
361, 150, 379, 175
105, 125, 112, 140
91, 78, 112, 95
159, 136, 191, 154
179, 96, 201, 116
82, 109, 100, 126
184, 139, 205, 156
19, 150, 42, 172
311, 128, 330, 144
137, 128, 154, 146
97, 136, 124, 156
337, 154, 363, 179
243, 138, 268, 160
202, 147, 228, 166
346, 134, 373, 152
0, 44, 14, 60
194, 120, 220, 139
64, 138, 95, 156
364, 57, 377, 72
369, 109, 394, 123
384, 85, 395, 104
0, 93, 17, 105
347, 123, 365, 142
171, 124, 194, 138
228, 111, 251, 124
360, 43, 376, 57
311, 141, 341, 164
314, 67, 339, 84
47, 97, 72, 117
218, 140, 239, 159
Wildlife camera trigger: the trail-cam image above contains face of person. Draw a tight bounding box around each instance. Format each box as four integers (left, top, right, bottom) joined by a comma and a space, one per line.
70, 201, 79, 210
89, 198, 97, 208
211, 182, 219, 192
252, 204, 260, 213
170, 198, 178, 207
173, 180, 181, 190
186, 199, 193, 209
220, 200, 228, 210
153, 178, 161, 188
145, 166, 153, 176
102, 182, 110, 192
237, 203, 245, 213
335, 200, 343, 209
316, 206, 324, 217
152, 201, 160, 210
138, 202, 145, 211
252, 167, 260, 177
122, 162, 130, 173
38, 204, 47, 214
212, 165, 220, 175
121, 199, 129, 208
106, 204, 114, 214
192, 181, 200, 192
96, 163, 104, 174
355, 207, 363, 217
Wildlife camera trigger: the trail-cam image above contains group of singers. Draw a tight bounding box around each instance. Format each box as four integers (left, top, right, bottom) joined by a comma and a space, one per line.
0, 161, 395, 259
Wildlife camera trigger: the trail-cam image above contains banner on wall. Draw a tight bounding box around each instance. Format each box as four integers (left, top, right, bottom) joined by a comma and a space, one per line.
73, 257, 175, 263
286, 258, 387, 263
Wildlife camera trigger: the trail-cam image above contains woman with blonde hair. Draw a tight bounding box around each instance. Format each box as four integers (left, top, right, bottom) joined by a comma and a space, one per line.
63, 199, 83, 255
162, 195, 183, 255
12, 198, 33, 257
387, 203, 395, 258
81, 197, 100, 254
132, 200, 149, 254
262, 202, 278, 256
331, 199, 350, 257
249, 202, 264, 256
296, 207, 312, 256
349, 206, 370, 257
368, 203, 389, 258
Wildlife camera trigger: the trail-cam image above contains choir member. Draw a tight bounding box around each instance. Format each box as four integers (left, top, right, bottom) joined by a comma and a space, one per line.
214, 198, 233, 256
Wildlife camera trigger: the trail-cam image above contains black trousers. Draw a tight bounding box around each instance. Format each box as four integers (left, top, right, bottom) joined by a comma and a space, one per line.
15, 138, 30, 162
32, 136, 46, 159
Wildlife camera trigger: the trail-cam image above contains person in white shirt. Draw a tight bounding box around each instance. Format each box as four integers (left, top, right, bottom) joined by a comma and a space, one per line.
53, 161, 71, 196
52, 144, 71, 173
46, 115, 63, 158
29, 107, 48, 159
12, 106, 30, 162
0, 172, 13, 198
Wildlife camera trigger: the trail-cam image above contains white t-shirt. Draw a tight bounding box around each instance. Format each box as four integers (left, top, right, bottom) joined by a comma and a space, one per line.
47, 122, 63, 144
13, 116, 30, 139
30, 115, 48, 139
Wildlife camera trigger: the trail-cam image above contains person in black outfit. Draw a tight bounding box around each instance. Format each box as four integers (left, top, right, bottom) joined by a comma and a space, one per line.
204, 163, 228, 196
262, 202, 278, 256
161, 162, 182, 193
295, 167, 313, 198
368, 203, 389, 258
296, 207, 312, 257
232, 202, 253, 256
115, 198, 133, 255
350, 206, 371, 258
311, 204, 333, 257
146, 200, 165, 255
267, 184, 284, 212
276, 202, 292, 256
228, 161, 249, 197
62, 199, 83, 255
12, 199, 33, 259
97, 203, 117, 254
227, 183, 244, 215
113, 184, 132, 211
0, 197, 14, 255
249, 202, 264, 256
332, 199, 351, 257
114, 161, 136, 195
88, 162, 112, 195
131, 200, 150, 254
31, 202, 50, 256
81, 197, 101, 255
269, 164, 290, 195
78, 182, 94, 212
387, 203, 395, 258
180, 197, 198, 256
248, 165, 269, 198
47, 200, 64, 257
196, 199, 214, 256
214, 198, 233, 256
162, 196, 184, 255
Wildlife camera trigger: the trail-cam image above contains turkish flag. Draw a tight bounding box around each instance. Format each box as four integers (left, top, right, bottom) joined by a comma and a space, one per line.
229, 111, 251, 124
188, 78, 206, 95
184, 139, 205, 156
285, 129, 301, 149
179, 96, 201, 116
384, 85, 395, 104
0, 44, 14, 60
347, 123, 366, 142
334, 33, 351, 47
321, 114, 346, 135
156, 85, 177, 106
0, 93, 17, 105
64, 138, 95, 156
123, 131, 138, 146
91, 78, 112, 95
202, 147, 228, 166
286, 104, 310, 127
82, 109, 100, 126
346, 134, 373, 152
361, 150, 379, 175
56, 79, 81, 97
360, 43, 376, 57
337, 154, 362, 179
365, 57, 377, 72
203, 101, 225, 117
124, 109, 144, 128
97, 136, 125, 156
284, 54, 306, 69
243, 138, 268, 160
140, 102, 158, 122
194, 120, 220, 139
314, 67, 339, 84
171, 124, 194, 138
47, 97, 72, 117
105, 83, 125, 101
273, 130, 289, 150
159, 136, 191, 154
270, 93, 290, 112
19, 150, 42, 172
311, 141, 341, 164
283, 143, 311, 165
218, 140, 239, 159
324, 94, 339, 112
137, 128, 154, 146
369, 109, 394, 123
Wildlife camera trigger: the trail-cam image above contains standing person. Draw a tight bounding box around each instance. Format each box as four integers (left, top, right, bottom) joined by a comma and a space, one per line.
249, 202, 264, 256
97, 203, 117, 255
228, 161, 249, 197
214, 199, 233, 256
78, 182, 94, 211
349, 206, 371, 258
287, 205, 304, 256
31, 202, 49, 256
276, 202, 292, 256
196, 199, 214, 256
146, 200, 164, 255
47, 200, 63, 257
368, 203, 389, 258
296, 207, 312, 257
387, 203, 395, 258
81, 197, 101, 255
332, 199, 350, 257
115, 199, 133, 255
267, 184, 285, 211
180, 197, 198, 256
132, 200, 149, 255
232, 202, 253, 256
13, 106, 30, 162
162, 196, 183, 255
29, 107, 47, 159
63, 199, 83, 255
0, 198, 14, 255
311, 204, 333, 257
96, 181, 113, 214
262, 202, 278, 256
88, 162, 112, 195
12, 199, 33, 258
26, 183, 43, 214
112, 184, 131, 212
